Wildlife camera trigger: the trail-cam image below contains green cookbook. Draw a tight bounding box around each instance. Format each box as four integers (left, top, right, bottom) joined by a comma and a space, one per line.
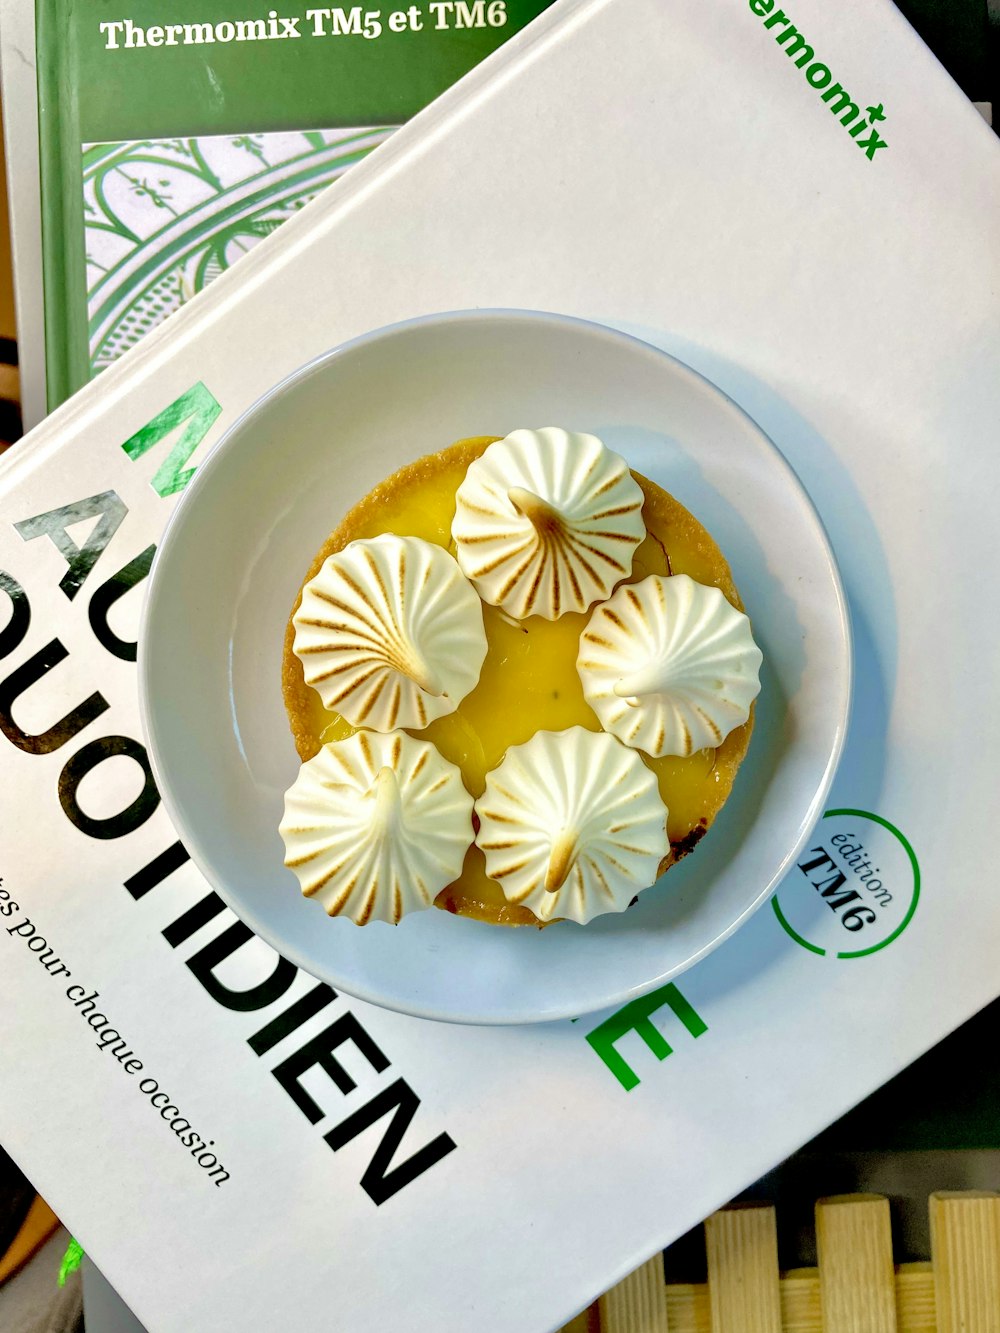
35, 0, 552, 406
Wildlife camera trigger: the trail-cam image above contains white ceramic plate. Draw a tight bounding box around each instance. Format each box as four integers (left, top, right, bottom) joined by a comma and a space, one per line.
140, 310, 851, 1024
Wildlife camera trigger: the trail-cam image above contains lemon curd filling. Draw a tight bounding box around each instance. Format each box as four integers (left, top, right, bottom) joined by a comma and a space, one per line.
283, 437, 754, 926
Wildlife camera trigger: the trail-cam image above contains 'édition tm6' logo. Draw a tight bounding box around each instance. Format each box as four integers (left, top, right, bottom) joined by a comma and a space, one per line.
773, 809, 919, 960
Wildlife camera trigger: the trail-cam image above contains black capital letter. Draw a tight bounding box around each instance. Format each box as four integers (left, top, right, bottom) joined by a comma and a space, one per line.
125, 841, 190, 901
88, 545, 155, 661
186, 922, 296, 1012
0, 571, 30, 660
798, 847, 836, 876
0, 640, 108, 754
325, 1079, 457, 1206
59, 735, 159, 838
272, 1014, 389, 1122
163, 892, 226, 947
249, 982, 337, 1056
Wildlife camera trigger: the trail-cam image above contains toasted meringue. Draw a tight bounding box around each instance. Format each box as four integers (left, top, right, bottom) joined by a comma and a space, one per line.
292, 534, 487, 731
451, 427, 645, 620
474, 727, 669, 924
578, 574, 762, 758
280, 730, 474, 923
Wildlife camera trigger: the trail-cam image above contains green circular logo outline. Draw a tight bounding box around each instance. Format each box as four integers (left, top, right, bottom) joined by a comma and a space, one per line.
772, 808, 920, 959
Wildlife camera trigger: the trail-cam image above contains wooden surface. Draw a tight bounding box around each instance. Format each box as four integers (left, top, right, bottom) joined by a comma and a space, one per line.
567, 1191, 1000, 1332
930, 1191, 1000, 1333
0, 1196, 60, 1286
599, 1256, 670, 1332
705, 1205, 782, 1333
815, 1193, 896, 1332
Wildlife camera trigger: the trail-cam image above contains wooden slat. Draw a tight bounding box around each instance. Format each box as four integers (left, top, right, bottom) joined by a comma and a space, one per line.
930, 1191, 1000, 1333
664, 1284, 710, 1333
556, 1194, 994, 1333
815, 1193, 896, 1332
598, 1255, 670, 1332
705, 1205, 781, 1333
896, 1263, 937, 1333
562, 1262, 939, 1333
778, 1268, 822, 1332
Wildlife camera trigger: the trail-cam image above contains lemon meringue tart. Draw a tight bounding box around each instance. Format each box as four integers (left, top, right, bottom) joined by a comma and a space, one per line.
281, 429, 762, 927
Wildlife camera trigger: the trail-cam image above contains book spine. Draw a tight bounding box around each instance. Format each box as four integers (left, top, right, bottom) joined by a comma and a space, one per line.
35, 0, 91, 408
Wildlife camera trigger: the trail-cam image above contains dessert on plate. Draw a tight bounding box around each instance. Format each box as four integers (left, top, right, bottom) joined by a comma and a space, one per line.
280, 428, 762, 927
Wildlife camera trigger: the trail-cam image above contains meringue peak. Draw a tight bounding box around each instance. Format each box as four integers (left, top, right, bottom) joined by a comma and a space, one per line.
370, 765, 404, 835
613, 660, 675, 699
579, 574, 762, 758
452, 428, 646, 621
280, 730, 474, 924
292, 534, 486, 731
507, 486, 567, 537
397, 645, 446, 698
545, 829, 580, 892
475, 727, 669, 924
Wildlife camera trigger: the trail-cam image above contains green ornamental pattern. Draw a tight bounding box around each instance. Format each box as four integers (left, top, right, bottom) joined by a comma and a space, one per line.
83, 128, 395, 375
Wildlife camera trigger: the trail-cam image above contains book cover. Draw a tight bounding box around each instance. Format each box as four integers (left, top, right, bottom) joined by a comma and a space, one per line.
0, 0, 998, 1328
33, 0, 553, 406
